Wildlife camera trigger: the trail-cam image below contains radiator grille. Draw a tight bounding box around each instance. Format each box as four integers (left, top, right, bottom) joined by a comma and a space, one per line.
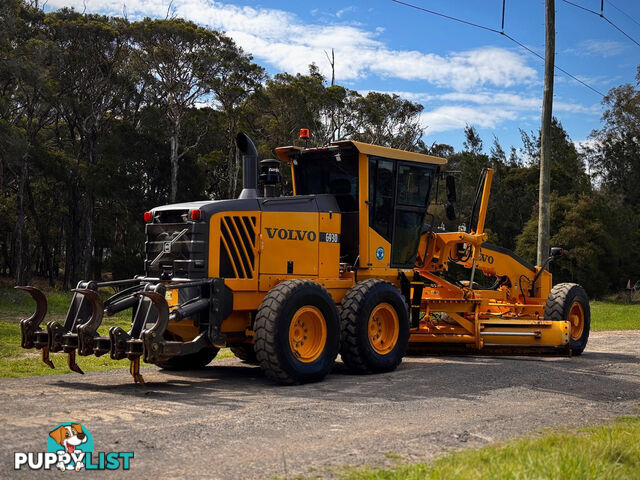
219, 215, 258, 279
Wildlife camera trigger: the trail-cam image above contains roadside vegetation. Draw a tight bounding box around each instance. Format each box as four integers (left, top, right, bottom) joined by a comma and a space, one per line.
339, 416, 640, 480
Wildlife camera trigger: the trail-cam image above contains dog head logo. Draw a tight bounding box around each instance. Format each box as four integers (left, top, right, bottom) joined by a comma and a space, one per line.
49, 424, 87, 454
46, 423, 93, 471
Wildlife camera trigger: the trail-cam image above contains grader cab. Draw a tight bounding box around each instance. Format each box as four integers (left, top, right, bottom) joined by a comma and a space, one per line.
16, 133, 590, 384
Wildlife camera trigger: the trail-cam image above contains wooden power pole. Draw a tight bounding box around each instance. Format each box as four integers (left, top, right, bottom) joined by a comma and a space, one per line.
537, 0, 555, 267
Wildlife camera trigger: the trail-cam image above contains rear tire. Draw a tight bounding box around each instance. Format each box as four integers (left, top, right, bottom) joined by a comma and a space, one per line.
544, 283, 590, 355
340, 279, 409, 373
254, 280, 340, 385
157, 346, 219, 370
230, 344, 258, 364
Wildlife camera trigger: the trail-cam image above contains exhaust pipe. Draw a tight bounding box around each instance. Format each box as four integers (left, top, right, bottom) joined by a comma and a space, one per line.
236, 132, 258, 199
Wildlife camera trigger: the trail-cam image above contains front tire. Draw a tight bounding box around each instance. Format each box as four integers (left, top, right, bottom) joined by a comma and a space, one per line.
157, 346, 219, 370
254, 280, 340, 385
230, 344, 258, 364
544, 283, 590, 355
340, 279, 409, 373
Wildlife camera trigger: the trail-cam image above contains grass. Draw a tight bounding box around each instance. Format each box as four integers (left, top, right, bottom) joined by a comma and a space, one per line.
339, 416, 640, 480
590, 301, 640, 331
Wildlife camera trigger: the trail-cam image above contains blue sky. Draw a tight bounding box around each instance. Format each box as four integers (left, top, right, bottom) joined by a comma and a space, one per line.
45, 0, 640, 152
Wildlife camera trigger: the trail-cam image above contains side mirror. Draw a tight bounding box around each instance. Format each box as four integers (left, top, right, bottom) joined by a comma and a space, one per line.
446, 175, 457, 204
445, 175, 457, 220
550, 247, 564, 257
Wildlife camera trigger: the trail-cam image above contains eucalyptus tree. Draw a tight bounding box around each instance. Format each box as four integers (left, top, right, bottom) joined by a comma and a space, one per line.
0, 1, 56, 284
344, 91, 424, 150
131, 18, 258, 203
588, 66, 640, 207
47, 9, 131, 282
206, 35, 264, 198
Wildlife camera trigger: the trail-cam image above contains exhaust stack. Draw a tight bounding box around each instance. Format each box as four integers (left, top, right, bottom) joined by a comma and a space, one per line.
236, 132, 258, 199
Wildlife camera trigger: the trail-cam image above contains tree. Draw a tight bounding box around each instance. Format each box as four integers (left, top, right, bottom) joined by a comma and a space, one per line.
520, 118, 590, 196
207, 36, 264, 198
132, 18, 250, 203
463, 125, 483, 155
588, 66, 640, 207
515, 193, 630, 297
1, 1, 54, 284
345, 91, 424, 149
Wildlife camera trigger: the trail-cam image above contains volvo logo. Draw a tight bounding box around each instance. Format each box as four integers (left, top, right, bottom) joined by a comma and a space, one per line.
265, 227, 317, 242
479, 251, 494, 264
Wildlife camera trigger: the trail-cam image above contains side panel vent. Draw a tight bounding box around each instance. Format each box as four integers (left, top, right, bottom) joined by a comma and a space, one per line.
219, 215, 258, 279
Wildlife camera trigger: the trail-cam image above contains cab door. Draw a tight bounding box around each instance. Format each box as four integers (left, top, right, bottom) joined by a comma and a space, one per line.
390, 162, 436, 267
368, 156, 436, 268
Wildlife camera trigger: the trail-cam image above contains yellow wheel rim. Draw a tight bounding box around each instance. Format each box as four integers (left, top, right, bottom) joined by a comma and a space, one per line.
569, 301, 585, 341
368, 303, 399, 355
289, 306, 327, 363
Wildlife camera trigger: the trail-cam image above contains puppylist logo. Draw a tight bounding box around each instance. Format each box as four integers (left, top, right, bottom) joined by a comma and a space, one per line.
14, 423, 134, 471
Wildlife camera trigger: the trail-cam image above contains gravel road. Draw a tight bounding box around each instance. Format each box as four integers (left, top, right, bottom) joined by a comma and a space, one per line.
2, 330, 639, 479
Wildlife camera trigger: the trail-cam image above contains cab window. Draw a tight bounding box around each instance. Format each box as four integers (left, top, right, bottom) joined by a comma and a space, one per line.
293, 147, 358, 212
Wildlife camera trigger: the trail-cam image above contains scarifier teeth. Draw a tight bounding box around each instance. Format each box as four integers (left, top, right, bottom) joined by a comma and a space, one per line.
67, 350, 84, 375
129, 357, 145, 385
41, 346, 54, 369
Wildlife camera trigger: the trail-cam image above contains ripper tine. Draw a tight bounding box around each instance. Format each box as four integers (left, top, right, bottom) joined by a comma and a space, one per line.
129, 357, 145, 385
72, 289, 107, 357
136, 291, 170, 365
67, 350, 84, 374
41, 346, 54, 369
15, 286, 48, 349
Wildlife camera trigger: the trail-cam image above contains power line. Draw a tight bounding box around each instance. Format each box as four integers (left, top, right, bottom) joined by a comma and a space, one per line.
390, 0, 605, 97
608, 0, 640, 29
501, 32, 605, 96
560, 0, 640, 48
390, 0, 502, 35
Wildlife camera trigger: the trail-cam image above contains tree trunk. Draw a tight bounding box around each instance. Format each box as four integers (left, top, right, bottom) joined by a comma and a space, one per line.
170, 121, 180, 203
82, 138, 96, 280
14, 152, 29, 285
64, 187, 80, 289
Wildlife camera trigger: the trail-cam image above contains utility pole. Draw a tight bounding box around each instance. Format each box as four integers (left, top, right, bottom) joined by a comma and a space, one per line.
537, 0, 555, 267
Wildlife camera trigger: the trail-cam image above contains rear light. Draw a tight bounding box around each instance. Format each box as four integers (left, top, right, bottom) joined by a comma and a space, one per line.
144, 211, 153, 222
189, 209, 201, 221
299, 128, 310, 139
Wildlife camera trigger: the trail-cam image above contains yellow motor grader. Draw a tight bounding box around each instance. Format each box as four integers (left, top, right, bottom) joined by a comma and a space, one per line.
16, 132, 590, 384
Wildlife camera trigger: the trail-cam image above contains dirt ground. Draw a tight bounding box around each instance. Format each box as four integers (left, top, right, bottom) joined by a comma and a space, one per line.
2, 330, 639, 479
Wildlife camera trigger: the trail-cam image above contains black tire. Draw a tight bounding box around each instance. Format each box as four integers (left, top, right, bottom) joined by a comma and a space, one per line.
254, 279, 340, 385
157, 346, 219, 370
230, 344, 258, 364
544, 282, 591, 355
340, 279, 410, 373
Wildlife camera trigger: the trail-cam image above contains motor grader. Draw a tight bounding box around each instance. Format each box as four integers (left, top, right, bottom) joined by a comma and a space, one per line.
16, 132, 590, 384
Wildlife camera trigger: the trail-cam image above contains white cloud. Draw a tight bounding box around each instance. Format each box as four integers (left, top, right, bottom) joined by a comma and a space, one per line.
46, 0, 537, 90
563, 39, 627, 58
359, 89, 601, 134
336, 6, 356, 18
421, 105, 519, 133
